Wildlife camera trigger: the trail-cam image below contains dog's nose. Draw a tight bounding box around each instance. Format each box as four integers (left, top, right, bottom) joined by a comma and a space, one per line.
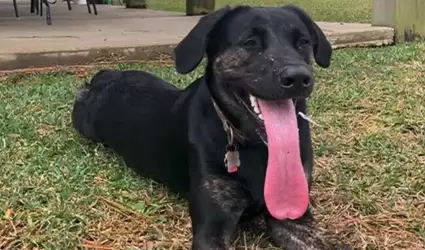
279, 66, 312, 89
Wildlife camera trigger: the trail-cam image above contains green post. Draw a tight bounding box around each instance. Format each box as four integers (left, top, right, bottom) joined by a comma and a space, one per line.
125, 0, 146, 8
372, 0, 425, 42
186, 0, 215, 16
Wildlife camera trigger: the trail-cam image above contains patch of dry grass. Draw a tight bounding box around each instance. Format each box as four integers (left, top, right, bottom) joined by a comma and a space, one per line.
1, 42, 425, 250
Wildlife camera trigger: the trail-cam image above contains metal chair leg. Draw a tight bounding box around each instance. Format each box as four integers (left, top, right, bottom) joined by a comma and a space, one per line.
43, 0, 52, 25
91, 0, 97, 15
40, 0, 43, 16
35, 0, 39, 14
66, 0, 72, 10
13, 0, 19, 17
86, 0, 98, 15
86, 0, 92, 14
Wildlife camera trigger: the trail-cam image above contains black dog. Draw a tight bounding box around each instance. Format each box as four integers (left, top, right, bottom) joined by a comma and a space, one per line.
72, 4, 351, 250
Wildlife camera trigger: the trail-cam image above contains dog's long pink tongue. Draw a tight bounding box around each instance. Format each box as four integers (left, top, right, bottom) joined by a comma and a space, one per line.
258, 99, 309, 220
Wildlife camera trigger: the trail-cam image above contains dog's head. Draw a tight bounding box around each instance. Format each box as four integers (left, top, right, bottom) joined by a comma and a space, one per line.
174, 5, 332, 220
174, 5, 332, 143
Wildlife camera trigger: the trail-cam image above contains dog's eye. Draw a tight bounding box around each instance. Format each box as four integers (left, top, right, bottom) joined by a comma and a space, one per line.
242, 38, 261, 49
297, 38, 310, 48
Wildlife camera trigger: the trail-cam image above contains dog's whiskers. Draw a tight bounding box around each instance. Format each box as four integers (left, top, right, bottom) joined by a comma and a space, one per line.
298, 112, 320, 127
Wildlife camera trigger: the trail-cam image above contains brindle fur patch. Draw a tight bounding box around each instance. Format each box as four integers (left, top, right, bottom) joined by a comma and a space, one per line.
203, 175, 251, 213
213, 48, 254, 80
268, 218, 351, 250
75, 86, 89, 102
202, 175, 252, 248
214, 48, 250, 70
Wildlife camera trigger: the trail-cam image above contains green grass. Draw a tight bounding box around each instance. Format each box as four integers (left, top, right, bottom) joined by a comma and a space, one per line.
1, 42, 425, 250
146, 0, 372, 23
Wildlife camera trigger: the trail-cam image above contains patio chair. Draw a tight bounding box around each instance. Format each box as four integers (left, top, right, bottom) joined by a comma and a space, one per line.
12, 0, 97, 26
11, 0, 71, 19
38, 0, 97, 25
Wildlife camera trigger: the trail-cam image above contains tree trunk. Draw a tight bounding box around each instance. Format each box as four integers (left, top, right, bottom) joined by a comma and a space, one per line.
125, 0, 146, 9
186, 0, 215, 16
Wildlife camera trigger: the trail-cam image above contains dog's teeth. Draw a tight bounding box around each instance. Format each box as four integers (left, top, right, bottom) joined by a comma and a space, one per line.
253, 106, 260, 114
249, 95, 259, 109
249, 95, 257, 105
249, 94, 263, 119
252, 102, 258, 110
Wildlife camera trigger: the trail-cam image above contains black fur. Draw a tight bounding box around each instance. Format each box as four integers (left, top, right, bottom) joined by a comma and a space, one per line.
72, 5, 351, 250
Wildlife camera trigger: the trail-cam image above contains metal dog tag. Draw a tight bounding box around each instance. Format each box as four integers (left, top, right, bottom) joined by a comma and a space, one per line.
224, 146, 240, 173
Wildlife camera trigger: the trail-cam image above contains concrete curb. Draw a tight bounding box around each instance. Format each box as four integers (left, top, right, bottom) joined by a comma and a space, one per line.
0, 45, 177, 71
328, 27, 395, 48
0, 28, 394, 71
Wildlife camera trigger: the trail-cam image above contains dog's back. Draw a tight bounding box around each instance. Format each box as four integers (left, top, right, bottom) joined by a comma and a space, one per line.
71, 69, 191, 194
72, 69, 179, 142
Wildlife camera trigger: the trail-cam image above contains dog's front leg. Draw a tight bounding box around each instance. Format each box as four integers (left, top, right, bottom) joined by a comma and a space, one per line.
189, 175, 252, 250
296, 98, 314, 190
266, 211, 351, 250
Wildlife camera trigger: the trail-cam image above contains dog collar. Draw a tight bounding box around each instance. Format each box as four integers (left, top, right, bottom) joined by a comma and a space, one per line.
211, 99, 246, 144
211, 99, 245, 173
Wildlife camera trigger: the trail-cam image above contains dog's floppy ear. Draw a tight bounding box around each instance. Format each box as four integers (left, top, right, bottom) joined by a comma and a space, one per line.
283, 5, 332, 68
173, 6, 232, 74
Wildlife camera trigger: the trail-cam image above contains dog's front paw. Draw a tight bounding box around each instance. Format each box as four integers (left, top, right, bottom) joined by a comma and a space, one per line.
314, 227, 352, 250
268, 219, 351, 250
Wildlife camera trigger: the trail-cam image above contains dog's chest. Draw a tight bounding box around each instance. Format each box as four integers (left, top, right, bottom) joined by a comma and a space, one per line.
233, 146, 268, 207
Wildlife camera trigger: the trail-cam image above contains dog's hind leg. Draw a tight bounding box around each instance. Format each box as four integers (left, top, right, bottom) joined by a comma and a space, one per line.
266, 211, 352, 250
71, 83, 100, 143
71, 70, 117, 143
189, 175, 252, 250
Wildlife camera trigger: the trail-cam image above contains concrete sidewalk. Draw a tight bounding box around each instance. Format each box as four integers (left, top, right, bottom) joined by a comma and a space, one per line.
0, 1, 394, 70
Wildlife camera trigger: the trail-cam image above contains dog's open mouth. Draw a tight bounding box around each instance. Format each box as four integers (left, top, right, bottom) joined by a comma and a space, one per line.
234, 94, 267, 143
236, 93, 310, 221
248, 94, 264, 121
